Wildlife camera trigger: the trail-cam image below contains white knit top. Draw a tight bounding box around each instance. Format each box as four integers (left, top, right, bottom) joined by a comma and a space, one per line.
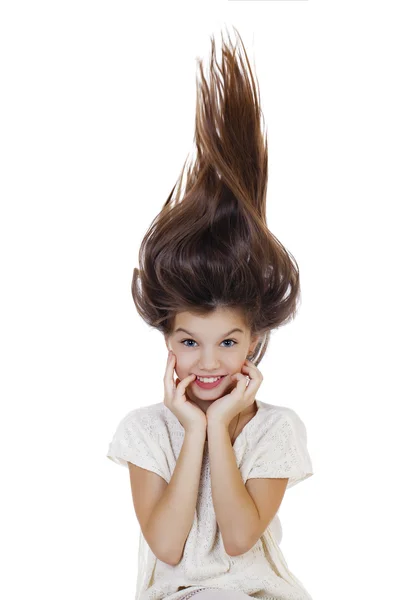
106, 399, 314, 600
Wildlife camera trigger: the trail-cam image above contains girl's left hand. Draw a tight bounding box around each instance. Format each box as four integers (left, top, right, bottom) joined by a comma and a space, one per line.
206, 359, 263, 428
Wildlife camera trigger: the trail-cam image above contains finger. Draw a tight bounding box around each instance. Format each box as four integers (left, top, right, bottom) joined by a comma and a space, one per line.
164, 351, 176, 397
244, 374, 263, 402
175, 374, 196, 396
232, 373, 246, 381
243, 359, 258, 372
164, 351, 174, 378
176, 373, 196, 387
164, 350, 174, 371
232, 372, 247, 382
243, 361, 263, 381
231, 373, 249, 391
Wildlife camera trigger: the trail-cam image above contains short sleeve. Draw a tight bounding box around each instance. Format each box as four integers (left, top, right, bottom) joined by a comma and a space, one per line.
246, 408, 314, 490
106, 409, 169, 483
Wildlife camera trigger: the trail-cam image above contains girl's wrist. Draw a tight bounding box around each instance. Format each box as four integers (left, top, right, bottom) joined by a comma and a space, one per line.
184, 425, 207, 437
207, 417, 229, 432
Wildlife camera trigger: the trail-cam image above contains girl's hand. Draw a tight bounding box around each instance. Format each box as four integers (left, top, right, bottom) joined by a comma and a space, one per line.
163, 351, 207, 434
206, 359, 263, 428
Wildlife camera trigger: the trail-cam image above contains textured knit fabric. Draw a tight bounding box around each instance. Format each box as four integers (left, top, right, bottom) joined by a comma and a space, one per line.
181, 589, 254, 600
106, 399, 314, 600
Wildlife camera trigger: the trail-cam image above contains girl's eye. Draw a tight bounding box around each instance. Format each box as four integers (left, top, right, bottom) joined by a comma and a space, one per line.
180, 339, 237, 348
181, 339, 196, 347
221, 339, 236, 347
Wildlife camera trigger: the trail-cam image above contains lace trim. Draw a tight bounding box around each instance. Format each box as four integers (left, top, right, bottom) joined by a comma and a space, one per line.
179, 588, 209, 600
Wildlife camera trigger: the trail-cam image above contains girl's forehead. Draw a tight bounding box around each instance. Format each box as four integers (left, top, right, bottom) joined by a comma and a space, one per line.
173, 308, 249, 334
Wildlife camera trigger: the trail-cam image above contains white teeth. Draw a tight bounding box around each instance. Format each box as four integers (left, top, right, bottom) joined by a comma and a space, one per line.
197, 376, 222, 383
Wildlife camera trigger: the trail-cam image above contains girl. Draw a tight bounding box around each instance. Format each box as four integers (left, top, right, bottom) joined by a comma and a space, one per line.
107, 27, 314, 600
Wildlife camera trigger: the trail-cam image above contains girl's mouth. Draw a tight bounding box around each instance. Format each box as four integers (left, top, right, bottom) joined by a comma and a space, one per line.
194, 375, 227, 389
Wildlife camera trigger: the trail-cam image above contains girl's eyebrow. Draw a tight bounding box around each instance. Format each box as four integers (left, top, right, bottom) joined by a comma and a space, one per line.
174, 327, 244, 337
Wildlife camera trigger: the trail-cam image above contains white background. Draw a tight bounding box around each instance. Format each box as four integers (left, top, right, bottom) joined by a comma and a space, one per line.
1, 1, 399, 599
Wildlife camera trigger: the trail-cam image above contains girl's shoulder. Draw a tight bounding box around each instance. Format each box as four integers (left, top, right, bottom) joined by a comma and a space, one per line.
251, 400, 309, 445
246, 400, 314, 489
110, 402, 168, 439
107, 402, 171, 479
255, 398, 303, 423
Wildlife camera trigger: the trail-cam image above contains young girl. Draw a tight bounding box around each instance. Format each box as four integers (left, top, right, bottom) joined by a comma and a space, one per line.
107, 27, 314, 600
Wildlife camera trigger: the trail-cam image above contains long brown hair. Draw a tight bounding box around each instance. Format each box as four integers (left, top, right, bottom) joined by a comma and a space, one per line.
131, 26, 300, 366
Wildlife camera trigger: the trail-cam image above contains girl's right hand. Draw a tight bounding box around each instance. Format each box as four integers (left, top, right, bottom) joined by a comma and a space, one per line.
163, 351, 207, 434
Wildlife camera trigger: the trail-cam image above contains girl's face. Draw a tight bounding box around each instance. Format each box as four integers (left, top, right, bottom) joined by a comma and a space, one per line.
164, 307, 260, 413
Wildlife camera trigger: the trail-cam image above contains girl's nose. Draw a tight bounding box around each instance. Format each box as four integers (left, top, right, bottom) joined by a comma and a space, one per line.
198, 358, 221, 371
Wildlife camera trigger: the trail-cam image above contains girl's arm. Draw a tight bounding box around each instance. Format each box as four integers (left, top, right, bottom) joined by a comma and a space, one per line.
207, 420, 263, 556
143, 427, 206, 565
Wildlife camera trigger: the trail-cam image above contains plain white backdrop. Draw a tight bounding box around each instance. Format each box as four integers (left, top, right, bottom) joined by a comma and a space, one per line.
1, 1, 399, 599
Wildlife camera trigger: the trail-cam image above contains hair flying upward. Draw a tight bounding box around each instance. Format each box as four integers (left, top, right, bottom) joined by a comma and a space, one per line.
131, 27, 300, 366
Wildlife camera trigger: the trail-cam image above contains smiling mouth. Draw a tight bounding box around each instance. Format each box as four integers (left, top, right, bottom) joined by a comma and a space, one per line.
195, 374, 227, 378
194, 375, 228, 388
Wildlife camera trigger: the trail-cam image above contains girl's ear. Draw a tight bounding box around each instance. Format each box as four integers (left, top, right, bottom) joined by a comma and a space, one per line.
251, 335, 261, 352
248, 334, 260, 357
